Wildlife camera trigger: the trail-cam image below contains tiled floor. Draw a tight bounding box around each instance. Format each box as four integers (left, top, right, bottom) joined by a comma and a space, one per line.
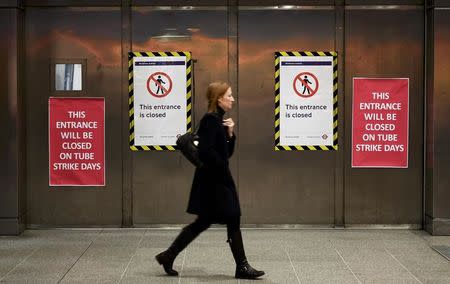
0, 229, 449, 283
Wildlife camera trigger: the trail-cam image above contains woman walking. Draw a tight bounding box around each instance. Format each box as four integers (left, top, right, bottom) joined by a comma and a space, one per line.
156, 82, 265, 279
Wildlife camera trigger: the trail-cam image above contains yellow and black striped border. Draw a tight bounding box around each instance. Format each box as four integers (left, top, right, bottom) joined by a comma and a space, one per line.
275, 51, 338, 151
128, 51, 192, 151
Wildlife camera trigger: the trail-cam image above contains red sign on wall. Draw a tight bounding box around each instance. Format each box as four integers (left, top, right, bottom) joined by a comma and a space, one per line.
49, 97, 105, 186
352, 78, 409, 168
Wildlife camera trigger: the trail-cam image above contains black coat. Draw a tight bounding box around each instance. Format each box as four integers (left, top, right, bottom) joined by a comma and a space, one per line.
186, 108, 241, 223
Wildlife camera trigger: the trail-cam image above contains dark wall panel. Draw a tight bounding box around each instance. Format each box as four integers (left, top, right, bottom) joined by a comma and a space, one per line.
25, 7, 123, 226
433, 9, 450, 218
0, 10, 19, 218
345, 8, 424, 224
239, 9, 336, 224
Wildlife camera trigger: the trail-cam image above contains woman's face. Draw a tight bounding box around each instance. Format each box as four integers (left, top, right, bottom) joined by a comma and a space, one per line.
218, 87, 235, 112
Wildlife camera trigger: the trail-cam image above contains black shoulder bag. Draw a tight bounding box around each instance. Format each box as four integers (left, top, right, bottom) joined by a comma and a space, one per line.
176, 124, 203, 168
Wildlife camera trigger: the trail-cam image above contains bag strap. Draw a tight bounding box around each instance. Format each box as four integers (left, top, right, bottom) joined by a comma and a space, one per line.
193, 121, 200, 133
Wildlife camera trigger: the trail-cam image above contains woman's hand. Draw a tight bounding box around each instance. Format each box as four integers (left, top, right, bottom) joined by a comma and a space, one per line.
223, 118, 235, 138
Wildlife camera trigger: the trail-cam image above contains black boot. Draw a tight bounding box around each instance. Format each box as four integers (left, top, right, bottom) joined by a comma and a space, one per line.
155, 250, 178, 276
227, 230, 265, 279
155, 224, 201, 276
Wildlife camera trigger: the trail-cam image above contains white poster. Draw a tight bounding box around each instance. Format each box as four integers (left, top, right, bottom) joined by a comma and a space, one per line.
279, 53, 335, 147
132, 54, 188, 147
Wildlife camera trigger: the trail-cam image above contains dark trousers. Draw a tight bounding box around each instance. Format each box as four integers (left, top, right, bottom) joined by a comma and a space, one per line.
167, 215, 246, 265
184, 215, 240, 238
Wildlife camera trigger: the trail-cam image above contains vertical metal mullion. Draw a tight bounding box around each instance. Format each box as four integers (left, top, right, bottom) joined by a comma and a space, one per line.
227, 1, 238, 104
121, 0, 133, 227
423, 1, 433, 233
18, 2, 27, 231
334, 0, 345, 227
228, 0, 239, 193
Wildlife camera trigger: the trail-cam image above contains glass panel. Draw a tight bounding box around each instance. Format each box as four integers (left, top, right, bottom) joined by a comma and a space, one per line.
26, 7, 122, 224
131, 7, 229, 224
239, 9, 336, 223
55, 63, 82, 91
344, 9, 424, 223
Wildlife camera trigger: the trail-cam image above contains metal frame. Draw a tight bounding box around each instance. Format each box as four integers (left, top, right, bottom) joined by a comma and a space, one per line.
131, 6, 227, 11
228, 0, 239, 197
24, 0, 121, 7
239, 6, 334, 10
238, 0, 334, 5
121, 0, 132, 227
335, 0, 345, 228
424, 0, 450, 235
0, 1, 23, 8
345, 0, 424, 4
434, 0, 450, 8
424, 0, 431, 234
0, 6, 26, 235
20, 0, 429, 8
50, 58, 87, 96
345, 5, 424, 9
132, 0, 227, 6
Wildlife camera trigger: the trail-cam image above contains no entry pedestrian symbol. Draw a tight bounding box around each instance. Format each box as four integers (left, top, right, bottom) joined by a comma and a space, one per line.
147, 72, 173, 98
293, 72, 319, 98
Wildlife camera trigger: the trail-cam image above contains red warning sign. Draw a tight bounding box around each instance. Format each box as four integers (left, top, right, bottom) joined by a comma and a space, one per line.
293, 72, 319, 98
147, 72, 173, 98
352, 78, 409, 168
49, 98, 105, 186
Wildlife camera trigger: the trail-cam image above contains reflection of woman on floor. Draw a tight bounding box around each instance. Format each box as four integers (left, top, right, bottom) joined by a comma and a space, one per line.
156, 81, 265, 279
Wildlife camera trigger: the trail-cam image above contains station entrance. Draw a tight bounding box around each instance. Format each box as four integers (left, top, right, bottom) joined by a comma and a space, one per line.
5, 2, 450, 236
